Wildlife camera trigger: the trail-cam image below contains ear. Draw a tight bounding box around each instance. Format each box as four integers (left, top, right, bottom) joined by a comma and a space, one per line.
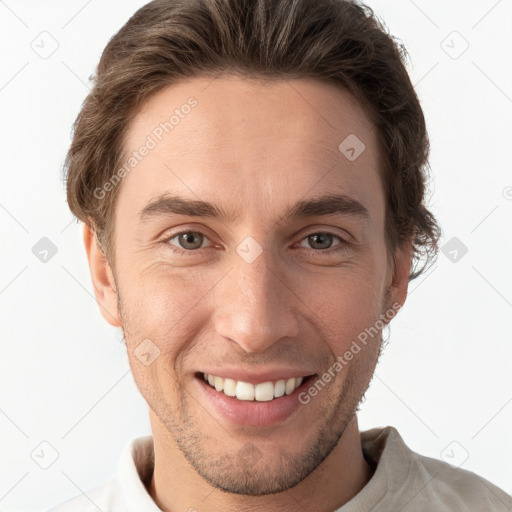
83, 223, 122, 327
386, 241, 413, 314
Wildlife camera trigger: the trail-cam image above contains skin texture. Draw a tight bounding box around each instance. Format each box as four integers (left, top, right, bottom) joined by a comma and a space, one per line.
84, 75, 412, 512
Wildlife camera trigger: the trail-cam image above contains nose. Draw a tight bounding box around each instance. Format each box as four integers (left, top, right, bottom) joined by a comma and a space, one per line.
212, 244, 300, 353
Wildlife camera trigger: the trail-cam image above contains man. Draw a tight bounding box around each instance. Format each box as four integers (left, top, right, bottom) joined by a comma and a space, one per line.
49, 0, 512, 510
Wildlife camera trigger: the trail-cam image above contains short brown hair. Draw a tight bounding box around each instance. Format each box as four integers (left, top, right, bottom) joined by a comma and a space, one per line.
64, 0, 440, 280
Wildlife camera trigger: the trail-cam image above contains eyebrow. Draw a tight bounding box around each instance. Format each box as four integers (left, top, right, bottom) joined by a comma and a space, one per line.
138, 193, 370, 223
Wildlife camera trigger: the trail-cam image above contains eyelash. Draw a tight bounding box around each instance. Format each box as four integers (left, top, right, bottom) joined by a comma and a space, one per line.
162, 229, 350, 257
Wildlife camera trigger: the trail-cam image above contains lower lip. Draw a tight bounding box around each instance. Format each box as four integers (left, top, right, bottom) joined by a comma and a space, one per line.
195, 374, 315, 427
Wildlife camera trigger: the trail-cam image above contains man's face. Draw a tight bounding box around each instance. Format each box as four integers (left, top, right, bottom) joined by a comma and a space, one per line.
90, 75, 410, 495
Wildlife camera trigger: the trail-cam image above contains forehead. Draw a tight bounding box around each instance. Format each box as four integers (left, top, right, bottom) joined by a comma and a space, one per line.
119, 75, 383, 225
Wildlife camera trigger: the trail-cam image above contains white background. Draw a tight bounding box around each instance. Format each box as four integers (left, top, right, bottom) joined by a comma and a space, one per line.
1, 1, 511, 510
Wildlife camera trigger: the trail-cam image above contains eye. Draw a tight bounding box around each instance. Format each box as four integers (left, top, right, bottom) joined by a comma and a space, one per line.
297, 231, 348, 254
162, 229, 350, 257
165, 230, 211, 253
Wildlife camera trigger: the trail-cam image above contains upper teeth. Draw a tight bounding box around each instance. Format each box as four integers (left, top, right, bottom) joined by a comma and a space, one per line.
203, 373, 305, 401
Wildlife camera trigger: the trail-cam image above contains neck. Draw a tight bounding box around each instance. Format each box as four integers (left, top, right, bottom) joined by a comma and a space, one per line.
148, 413, 373, 512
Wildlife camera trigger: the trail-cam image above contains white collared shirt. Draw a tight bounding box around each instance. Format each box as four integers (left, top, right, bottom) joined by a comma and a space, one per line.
47, 426, 512, 511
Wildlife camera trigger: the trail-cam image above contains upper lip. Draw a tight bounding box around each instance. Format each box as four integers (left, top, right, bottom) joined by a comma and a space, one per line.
198, 367, 316, 385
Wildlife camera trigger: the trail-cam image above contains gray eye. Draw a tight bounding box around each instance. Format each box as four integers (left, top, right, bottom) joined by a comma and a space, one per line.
175, 232, 205, 250
305, 232, 336, 250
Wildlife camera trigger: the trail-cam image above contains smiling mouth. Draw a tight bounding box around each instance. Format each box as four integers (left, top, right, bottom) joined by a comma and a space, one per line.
197, 372, 315, 402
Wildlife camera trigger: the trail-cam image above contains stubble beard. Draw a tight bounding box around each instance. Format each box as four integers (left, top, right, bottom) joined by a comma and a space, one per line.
116, 284, 383, 496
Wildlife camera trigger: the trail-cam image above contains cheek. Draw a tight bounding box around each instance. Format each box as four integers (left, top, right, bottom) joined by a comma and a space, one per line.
119, 272, 198, 402
308, 266, 387, 353
118, 236, 389, 360
119, 266, 214, 352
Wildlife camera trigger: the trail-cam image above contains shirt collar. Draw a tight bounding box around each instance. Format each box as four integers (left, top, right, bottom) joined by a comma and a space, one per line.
117, 426, 412, 511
